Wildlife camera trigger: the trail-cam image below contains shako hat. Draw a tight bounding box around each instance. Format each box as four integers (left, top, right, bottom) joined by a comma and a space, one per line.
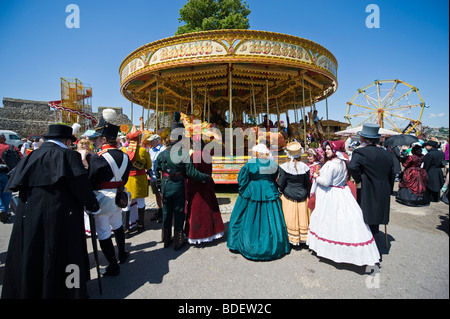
93, 109, 120, 140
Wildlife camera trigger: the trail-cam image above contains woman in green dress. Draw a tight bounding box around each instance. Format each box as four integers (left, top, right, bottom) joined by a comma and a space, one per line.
227, 144, 290, 261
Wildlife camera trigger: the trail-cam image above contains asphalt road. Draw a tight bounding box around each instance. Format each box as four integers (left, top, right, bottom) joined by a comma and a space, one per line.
0, 183, 448, 301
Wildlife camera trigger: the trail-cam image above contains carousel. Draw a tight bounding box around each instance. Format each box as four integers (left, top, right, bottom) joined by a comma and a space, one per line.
119, 29, 338, 183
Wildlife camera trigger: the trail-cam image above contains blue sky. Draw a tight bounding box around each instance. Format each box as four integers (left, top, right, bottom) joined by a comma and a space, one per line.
0, 0, 448, 128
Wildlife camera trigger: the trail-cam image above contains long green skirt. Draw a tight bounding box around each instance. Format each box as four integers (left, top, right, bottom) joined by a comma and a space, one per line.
227, 196, 291, 261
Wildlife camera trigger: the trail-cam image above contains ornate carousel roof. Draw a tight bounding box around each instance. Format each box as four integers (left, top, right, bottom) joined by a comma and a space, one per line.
119, 29, 338, 116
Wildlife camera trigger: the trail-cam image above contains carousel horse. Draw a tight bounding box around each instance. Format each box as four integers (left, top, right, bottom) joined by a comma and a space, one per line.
247, 126, 287, 151
287, 123, 306, 142
307, 110, 324, 142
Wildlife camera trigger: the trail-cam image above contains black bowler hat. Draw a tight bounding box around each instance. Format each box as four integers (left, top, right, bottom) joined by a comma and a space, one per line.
357, 123, 381, 139
44, 124, 77, 142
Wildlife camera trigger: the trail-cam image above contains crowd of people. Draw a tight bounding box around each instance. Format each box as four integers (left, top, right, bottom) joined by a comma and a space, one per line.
0, 113, 448, 298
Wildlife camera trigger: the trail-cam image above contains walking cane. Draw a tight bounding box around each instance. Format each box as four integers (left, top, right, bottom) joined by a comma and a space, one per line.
88, 213, 103, 295
384, 225, 388, 248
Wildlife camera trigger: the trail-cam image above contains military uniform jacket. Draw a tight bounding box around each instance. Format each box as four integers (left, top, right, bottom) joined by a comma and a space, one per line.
121, 145, 152, 198
88, 145, 132, 190
154, 144, 210, 197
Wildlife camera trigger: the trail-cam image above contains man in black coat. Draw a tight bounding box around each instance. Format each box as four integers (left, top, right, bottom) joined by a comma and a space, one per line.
348, 124, 394, 235
1, 125, 100, 299
423, 140, 445, 202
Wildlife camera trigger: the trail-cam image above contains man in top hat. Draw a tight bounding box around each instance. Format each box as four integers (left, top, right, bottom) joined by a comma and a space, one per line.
121, 126, 152, 235
348, 123, 395, 236
88, 109, 132, 276
423, 140, 445, 202
2, 124, 100, 299
154, 112, 212, 250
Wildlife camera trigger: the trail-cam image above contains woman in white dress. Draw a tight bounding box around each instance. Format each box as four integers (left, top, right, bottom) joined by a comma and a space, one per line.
307, 140, 380, 266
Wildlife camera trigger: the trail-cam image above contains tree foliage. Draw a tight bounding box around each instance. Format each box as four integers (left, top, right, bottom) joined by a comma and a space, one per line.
176, 0, 251, 35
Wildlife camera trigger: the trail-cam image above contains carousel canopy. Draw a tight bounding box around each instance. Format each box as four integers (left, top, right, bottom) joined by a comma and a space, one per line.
119, 29, 338, 117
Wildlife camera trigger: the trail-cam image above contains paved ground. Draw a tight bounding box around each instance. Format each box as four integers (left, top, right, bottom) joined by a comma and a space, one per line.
0, 183, 448, 301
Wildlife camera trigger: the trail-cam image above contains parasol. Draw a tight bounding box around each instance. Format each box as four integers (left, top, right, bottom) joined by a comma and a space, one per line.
383, 134, 419, 148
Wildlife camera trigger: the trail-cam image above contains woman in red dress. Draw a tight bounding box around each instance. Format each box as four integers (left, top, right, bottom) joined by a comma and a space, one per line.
184, 136, 225, 244
306, 148, 323, 182
396, 144, 430, 207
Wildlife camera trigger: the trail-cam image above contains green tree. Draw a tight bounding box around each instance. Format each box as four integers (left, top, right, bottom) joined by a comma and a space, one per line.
176, 0, 251, 35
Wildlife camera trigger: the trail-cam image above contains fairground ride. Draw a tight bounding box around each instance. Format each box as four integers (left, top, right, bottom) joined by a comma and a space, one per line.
119, 30, 338, 183
48, 77, 98, 135
345, 79, 427, 136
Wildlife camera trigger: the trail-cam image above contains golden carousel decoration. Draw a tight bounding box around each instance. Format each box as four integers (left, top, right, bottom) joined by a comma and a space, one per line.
119, 29, 338, 183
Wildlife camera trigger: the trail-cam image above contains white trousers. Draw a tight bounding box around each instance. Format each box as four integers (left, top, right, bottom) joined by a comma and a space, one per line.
94, 189, 123, 240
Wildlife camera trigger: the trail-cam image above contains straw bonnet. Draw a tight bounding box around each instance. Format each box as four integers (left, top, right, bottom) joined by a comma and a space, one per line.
285, 141, 303, 158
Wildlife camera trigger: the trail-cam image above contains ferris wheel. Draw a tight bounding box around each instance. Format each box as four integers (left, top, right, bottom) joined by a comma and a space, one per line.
345, 79, 427, 135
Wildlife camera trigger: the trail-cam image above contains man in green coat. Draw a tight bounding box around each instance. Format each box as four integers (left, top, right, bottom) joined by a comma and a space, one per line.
155, 112, 211, 250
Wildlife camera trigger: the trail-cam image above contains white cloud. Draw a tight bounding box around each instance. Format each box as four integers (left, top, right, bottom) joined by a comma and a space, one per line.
428, 113, 445, 119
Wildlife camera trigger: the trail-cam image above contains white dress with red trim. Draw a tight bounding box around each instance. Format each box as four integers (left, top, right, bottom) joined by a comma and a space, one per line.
306, 158, 380, 266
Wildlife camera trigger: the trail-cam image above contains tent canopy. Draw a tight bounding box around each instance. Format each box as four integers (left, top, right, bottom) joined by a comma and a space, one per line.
335, 126, 400, 137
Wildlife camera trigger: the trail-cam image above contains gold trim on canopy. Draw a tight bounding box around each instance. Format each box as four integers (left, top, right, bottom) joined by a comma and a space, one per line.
119, 29, 338, 116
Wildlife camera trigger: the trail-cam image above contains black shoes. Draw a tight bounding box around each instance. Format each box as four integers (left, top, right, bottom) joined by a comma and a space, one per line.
0, 211, 9, 223
151, 208, 162, 223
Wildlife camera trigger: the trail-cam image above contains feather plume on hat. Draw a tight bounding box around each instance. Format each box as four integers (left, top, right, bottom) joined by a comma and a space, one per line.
72, 123, 81, 135
102, 108, 117, 122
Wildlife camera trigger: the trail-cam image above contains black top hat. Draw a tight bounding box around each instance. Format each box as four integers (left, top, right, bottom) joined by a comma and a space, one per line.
423, 140, 438, 148
170, 112, 185, 141
357, 123, 381, 139
92, 118, 120, 140
171, 121, 185, 131
44, 124, 77, 142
